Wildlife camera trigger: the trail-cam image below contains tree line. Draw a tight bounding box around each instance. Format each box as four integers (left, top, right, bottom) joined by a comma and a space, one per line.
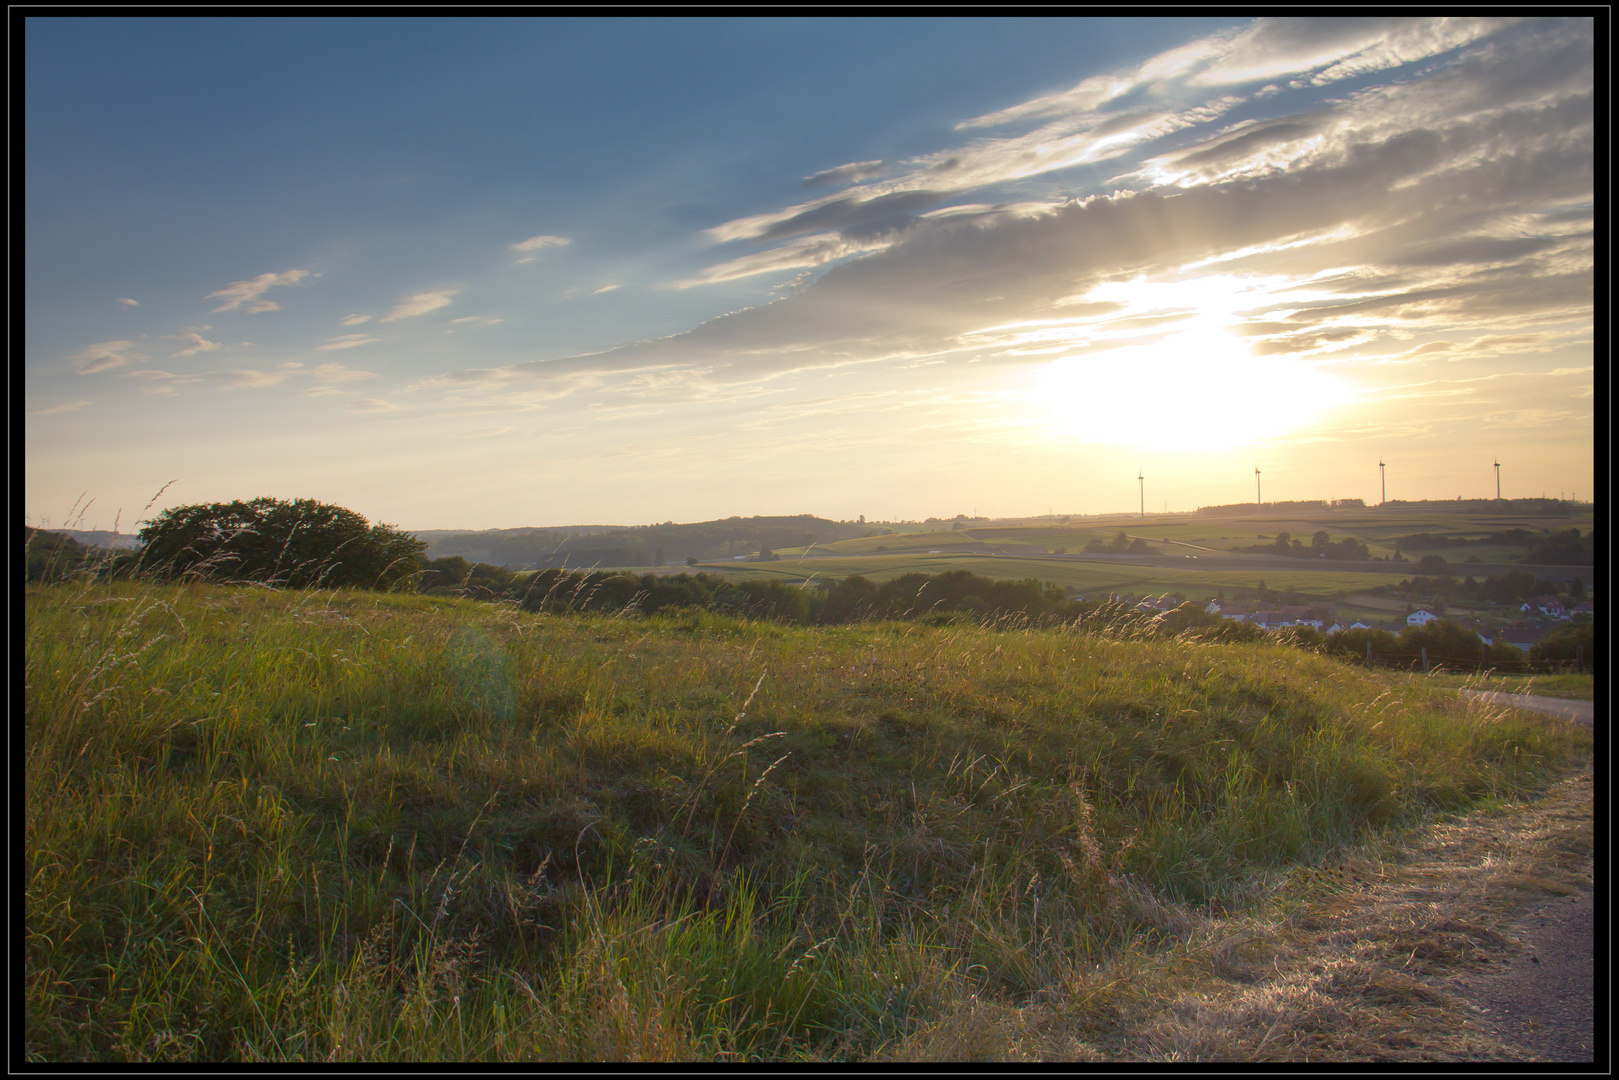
28, 499, 1593, 677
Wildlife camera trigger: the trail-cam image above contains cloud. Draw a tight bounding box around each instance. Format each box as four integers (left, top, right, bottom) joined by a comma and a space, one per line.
446, 315, 505, 330
207, 269, 310, 313
309, 363, 376, 383
116, 297, 138, 307
173, 328, 222, 357
1191, 16, 1511, 87
74, 340, 143, 374
340, 313, 372, 326
592, 284, 619, 295
217, 368, 292, 389
511, 234, 570, 252
379, 290, 456, 322
29, 400, 91, 415
404, 17, 1588, 455
803, 160, 887, 188
317, 333, 380, 350
687, 17, 1568, 311
345, 398, 400, 413
511, 234, 571, 264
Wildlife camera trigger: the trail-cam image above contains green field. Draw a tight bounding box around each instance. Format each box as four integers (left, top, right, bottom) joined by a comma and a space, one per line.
687, 553, 1389, 603
811, 503, 1595, 563
26, 580, 1591, 1062
601, 503, 1595, 637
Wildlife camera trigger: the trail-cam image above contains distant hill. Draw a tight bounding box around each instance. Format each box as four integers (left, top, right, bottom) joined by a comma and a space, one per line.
417, 514, 880, 568
47, 529, 143, 550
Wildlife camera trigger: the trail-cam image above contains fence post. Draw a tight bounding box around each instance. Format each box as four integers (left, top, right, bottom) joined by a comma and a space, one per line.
1421, 646, 1429, 672
1366, 641, 1373, 668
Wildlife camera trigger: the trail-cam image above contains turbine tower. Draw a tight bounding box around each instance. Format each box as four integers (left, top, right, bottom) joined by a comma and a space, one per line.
1379, 458, 1387, 505
1138, 467, 1145, 519
1494, 457, 1501, 500
1254, 465, 1261, 507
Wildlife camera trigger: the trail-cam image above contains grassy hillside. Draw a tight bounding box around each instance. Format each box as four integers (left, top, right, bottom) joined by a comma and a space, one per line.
25, 581, 1589, 1061
420, 515, 878, 567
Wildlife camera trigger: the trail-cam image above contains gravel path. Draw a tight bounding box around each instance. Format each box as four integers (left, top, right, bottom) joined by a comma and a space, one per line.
1457, 690, 1594, 727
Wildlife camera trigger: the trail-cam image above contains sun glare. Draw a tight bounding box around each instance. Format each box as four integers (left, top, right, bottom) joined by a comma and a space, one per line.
1035, 328, 1349, 449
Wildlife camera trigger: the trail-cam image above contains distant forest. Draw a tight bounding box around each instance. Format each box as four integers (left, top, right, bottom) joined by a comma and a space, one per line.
418, 514, 880, 568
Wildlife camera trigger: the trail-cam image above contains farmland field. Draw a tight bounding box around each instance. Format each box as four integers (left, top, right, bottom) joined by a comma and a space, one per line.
683, 553, 1399, 602
543, 504, 1594, 635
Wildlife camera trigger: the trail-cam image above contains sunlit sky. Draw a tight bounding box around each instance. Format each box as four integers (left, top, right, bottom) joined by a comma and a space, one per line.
25, 16, 1595, 531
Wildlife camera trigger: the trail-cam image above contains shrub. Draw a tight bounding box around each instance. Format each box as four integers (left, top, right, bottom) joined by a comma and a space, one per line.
136, 497, 426, 590
1530, 623, 1595, 674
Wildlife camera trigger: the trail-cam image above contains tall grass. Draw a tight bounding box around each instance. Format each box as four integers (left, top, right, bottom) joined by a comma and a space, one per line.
24, 580, 1590, 1061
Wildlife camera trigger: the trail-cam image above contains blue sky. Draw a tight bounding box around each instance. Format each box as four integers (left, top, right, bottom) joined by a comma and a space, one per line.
25, 17, 1594, 531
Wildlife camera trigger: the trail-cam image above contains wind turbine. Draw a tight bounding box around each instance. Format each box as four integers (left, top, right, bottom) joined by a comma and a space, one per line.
1254, 465, 1261, 507
1138, 467, 1145, 519
1494, 457, 1501, 501
1379, 458, 1387, 505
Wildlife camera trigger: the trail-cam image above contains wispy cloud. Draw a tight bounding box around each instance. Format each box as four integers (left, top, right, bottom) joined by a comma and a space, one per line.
345, 397, 400, 413
1190, 16, 1511, 88
510, 234, 571, 264
115, 297, 138, 307
74, 340, 144, 374
217, 368, 293, 389
29, 399, 92, 415
309, 363, 376, 383
413, 16, 1587, 450
317, 333, 380, 350
803, 160, 887, 188
206, 269, 310, 313
444, 315, 504, 332
379, 290, 456, 322
173, 327, 222, 357
340, 313, 372, 326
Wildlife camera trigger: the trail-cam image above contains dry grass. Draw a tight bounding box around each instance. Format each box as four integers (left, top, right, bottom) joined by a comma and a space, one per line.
883, 765, 1593, 1062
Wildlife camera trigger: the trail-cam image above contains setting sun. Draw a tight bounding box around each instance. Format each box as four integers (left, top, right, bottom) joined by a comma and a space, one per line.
1036, 328, 1349, 448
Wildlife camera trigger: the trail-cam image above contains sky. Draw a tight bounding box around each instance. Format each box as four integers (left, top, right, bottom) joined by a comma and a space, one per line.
25, 16, 1595, 532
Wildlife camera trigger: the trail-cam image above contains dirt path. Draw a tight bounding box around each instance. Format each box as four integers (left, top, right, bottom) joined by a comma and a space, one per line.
1448, 854, 1595, 1061
1456, 690, 1594, 727
894, 765, 1597, 1062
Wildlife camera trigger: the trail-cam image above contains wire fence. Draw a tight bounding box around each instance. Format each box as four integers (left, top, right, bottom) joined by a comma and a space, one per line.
1361, 644, 1589, 675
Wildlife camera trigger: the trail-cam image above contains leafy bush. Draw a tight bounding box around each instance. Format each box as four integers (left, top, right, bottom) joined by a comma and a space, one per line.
417, 555, 520, 597
1530, 623, 1595, 674
1521, 527, 1594, 565
24, 526, 90, 582
136, 498, 426, 590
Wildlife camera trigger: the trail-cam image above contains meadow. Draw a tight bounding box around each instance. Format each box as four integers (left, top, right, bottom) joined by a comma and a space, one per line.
684, 552, 1394, 603
805, 503, 1595, 562
24, 578, 1591, 1062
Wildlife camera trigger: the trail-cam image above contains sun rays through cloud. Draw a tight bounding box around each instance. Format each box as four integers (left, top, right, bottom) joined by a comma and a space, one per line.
26, 17, 1591, 527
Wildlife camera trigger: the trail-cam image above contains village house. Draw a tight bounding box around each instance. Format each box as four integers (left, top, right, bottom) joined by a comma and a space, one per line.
1522, 595, 1570, 619
1501, 624, 1548, 649
1407, 608, 1440, 627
